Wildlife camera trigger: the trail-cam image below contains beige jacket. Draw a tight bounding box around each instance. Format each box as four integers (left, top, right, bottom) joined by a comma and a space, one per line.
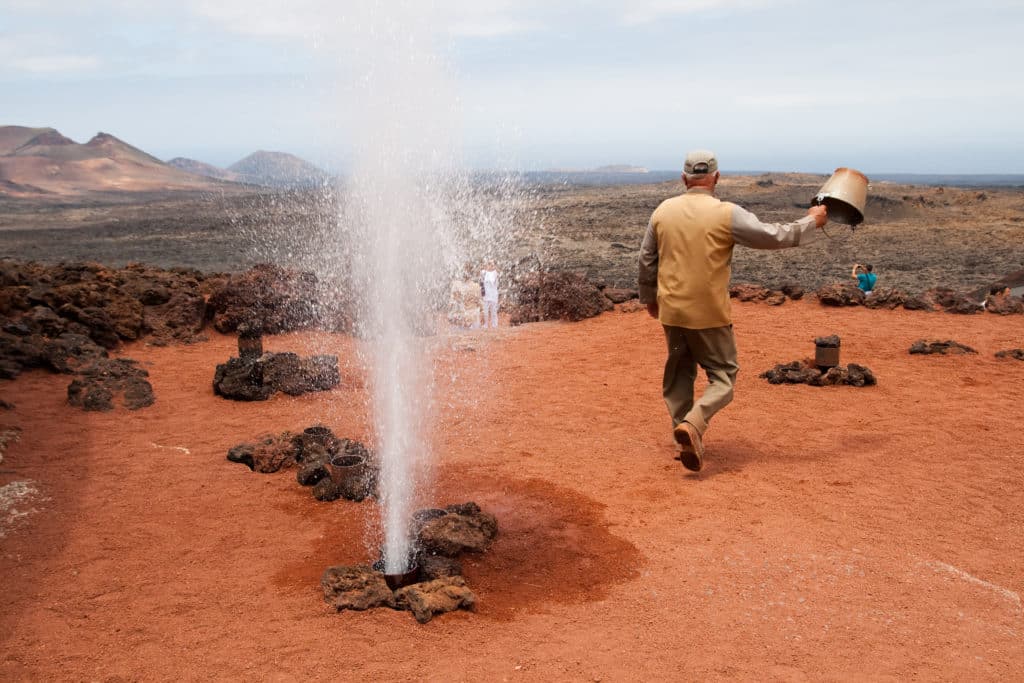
638, 187, 817, 329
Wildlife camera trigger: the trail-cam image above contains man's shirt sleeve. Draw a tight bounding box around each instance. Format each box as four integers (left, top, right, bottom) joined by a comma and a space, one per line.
638, 219, 659, 304
730, 204, 818, 249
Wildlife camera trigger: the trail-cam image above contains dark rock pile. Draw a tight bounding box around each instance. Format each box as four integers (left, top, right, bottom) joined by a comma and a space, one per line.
320, 565, 398, 611
393, 577, 476, 624
414, 502, 499, 556
0, 260, 211, 352
0, 260, 212, 408
319, 565, 477, 624
812, 281, 1011, 315
781, 283, 806, 300
729, 282, 803, 305
909, 288, 984, 315
900, 294, 931, 311
509, 271, 612, 325
760, 360, 877, 387
815, 283, 865, 307
600, 286, 639, 304
67, 358, 155, 411
909, 340, 977, 355
0, 326, 155, 411
228, 426, 494, 623
227, 431, 300, 473
1, 259, 356, 389
203, 264, 355, 334
985, 290, 1024, 315
302, 439, 377, 503
863, 288, 907, 310
322, 501, 497, 623
995, 349, 1024, 361
213, 352, 340, 401
616, 300, 647, 313
227, 425, 376, 502
206, 263, 320, 334
0, 331, 106, 379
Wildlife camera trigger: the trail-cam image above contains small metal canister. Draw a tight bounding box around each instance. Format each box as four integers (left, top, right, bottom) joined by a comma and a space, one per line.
328, 454, 367, 487
237, 322, 263, 360
814, 334, 841, 369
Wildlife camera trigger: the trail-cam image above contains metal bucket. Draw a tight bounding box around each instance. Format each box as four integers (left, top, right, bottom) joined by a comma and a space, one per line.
328, 454, 367, 486
812, 167, 869, 226
372, 557, 421, 590
304, 425, 334, 442
293, 425, 338, 462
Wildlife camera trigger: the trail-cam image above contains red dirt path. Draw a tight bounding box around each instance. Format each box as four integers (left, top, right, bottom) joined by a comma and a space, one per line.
1, 301, 1022, 680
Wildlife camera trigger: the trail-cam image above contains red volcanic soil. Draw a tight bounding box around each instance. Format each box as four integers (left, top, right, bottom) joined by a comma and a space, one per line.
1, 302, 1023, 679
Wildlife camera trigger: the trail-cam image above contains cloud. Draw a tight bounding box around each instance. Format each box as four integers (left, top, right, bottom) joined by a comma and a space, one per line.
180, 0, 783, 40
184, 0, 323, 39
732, 92, 868, 109
448, 19, 542, 38
0, 34, 102, 75
10, 54, 102, 73
619, 0, 783, 24
183, 0, 532, 40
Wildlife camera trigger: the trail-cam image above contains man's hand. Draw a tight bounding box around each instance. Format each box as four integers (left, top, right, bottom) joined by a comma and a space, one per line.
807, 204, 828, 228
646, 301, 659, 319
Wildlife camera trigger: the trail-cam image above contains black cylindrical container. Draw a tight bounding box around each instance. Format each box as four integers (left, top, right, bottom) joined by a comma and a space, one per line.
237, 322, 263, 360
814, 335, 841, 370
372, 556, 421, 590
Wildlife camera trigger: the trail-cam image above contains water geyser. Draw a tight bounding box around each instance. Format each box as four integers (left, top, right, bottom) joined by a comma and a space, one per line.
330, 2, 489, 575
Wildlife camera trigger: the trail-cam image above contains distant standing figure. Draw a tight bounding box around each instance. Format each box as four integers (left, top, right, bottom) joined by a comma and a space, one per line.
852, 263, 877, 294
447, 279, 482, 329
480, 263, 500, 328
638, 150, 827, 472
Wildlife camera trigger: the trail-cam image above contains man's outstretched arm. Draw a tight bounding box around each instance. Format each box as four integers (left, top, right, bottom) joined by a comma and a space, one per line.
731, 205, 827, 249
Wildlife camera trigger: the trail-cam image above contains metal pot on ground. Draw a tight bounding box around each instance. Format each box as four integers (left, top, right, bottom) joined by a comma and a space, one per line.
815, 335, 841, 371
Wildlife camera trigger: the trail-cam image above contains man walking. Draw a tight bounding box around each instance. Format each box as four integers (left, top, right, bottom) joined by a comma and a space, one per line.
638, 150, 828, 472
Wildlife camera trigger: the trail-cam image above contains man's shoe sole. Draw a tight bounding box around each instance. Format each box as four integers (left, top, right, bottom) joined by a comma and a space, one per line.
674, 424, 704, 472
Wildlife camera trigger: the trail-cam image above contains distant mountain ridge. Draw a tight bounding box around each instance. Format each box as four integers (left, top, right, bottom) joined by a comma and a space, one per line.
168, 151, 330, 188
2, 127, 165, 165
0, 125, 226, 197
166, 157, 241, 182
227, 150, 329, 187
593, 164, 649, 173
0, 125, 331, 197
0, 126, 68, 155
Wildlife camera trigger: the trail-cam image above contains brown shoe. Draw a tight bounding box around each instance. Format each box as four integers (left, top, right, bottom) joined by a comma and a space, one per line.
673, 422, 704, 472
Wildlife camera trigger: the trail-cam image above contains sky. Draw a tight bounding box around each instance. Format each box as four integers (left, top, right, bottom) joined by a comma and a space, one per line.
2, 0, 1023, 173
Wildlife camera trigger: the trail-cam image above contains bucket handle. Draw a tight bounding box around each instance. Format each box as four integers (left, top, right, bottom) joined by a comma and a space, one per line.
812, 194, 856, 242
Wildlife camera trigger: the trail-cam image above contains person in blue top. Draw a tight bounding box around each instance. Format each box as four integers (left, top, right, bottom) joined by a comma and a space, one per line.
852, 263, 877, 294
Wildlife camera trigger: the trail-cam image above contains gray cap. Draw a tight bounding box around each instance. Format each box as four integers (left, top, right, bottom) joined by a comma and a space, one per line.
684, 149, 718, 176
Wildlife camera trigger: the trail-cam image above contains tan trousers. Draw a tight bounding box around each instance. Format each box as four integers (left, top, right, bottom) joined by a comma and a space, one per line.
663, 324, 739, 435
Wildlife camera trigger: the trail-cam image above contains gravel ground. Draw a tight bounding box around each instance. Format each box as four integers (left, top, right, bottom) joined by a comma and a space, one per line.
2, 176, 1022, 293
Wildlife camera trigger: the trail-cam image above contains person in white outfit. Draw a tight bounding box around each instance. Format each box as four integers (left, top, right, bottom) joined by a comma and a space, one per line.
480, 263, 500, 329
447, 278, 481, 329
